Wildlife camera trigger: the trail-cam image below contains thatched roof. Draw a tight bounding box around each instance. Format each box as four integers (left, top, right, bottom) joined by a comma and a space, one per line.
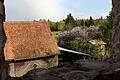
3, 21, 60, 61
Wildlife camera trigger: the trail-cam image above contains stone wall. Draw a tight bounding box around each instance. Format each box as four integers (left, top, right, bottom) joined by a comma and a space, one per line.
9, 55, 58, 77
0, 0, 6, 55
0, 0, 7, 80
111, 0, 120, 63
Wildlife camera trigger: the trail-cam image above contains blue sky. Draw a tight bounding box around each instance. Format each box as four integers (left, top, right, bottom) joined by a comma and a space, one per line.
5, 0, 112, 21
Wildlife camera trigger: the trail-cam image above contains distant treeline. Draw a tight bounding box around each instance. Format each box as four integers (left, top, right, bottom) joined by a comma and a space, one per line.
49, 13, 111, 31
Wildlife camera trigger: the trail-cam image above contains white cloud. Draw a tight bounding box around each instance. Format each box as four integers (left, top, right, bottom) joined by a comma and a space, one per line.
5, 0, 111, 21
5, 0, 65, 21
75, 11, 110, 19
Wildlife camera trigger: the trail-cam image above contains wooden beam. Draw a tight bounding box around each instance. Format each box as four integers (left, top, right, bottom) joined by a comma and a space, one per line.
7, 54, 58, 63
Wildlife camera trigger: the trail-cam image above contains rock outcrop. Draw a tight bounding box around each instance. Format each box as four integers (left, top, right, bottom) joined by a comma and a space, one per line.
0, 0, 6, 55
8, 60, 114, 80
111, 0, 120, 63
0, 0, 7, 80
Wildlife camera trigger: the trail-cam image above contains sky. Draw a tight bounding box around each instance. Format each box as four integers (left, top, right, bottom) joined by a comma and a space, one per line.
5, 0, 112, 21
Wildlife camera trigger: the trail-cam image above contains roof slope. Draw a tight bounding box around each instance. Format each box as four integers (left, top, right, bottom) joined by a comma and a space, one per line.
4, 21, 60, 61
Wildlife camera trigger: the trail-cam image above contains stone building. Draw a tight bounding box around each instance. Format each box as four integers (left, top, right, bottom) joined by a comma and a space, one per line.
3, 21, 60, 77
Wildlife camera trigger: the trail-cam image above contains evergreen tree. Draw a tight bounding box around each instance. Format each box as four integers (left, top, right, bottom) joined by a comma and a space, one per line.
99, 12, 113, 49
85, 20, 90, 27
80, 19, 84, 26
89, 16, 94, 26
64, 13, 75, 31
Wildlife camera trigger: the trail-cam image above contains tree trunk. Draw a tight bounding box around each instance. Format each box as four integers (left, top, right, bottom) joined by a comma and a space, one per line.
111, 0, 120, 63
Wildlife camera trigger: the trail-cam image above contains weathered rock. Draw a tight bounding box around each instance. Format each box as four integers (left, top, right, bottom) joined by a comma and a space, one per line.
12, 65, 72, 80
6, 61, 120, 80
63, 70, 99, 80
0, 0, 7, 80
0, 0, 5, 21
0, 0, 6, 55
111, 0, 120, 63
63, 71, 87, 80
74, 60, 111, 72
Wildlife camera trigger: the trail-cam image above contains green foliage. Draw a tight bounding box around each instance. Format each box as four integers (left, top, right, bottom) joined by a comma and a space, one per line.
59, 37, 102, 59
64, 13, 75, 30
75, 19, 88, 28
52, 31, 61, 38
49, 21, 59, 31
99, 12, 113, 48
89, 16, 94, 26
85, 20, 90, 27
57, 21, 65, 31
50, 12, 113, 60
80, 19, 85, 26
94, 16, 107, 26
49, 13, 112, 32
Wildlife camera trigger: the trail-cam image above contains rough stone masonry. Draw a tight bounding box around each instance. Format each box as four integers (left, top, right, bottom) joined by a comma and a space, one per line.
111, 0, 120, 63
0, 0, 7, 80
1, 0, 120, 80
0, 0, 6, 54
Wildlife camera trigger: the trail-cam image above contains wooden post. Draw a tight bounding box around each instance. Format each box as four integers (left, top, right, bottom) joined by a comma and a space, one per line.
0, 0, 7, 80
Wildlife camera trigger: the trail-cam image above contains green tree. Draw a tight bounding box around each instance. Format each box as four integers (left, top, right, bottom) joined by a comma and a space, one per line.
76, 19, 85, 27
89, 16, 94, 26
64, 13, 75, 31
94, 17, 107, 27
85, 20, 90, 27
99, 12, 113, 49
57, 21, 65, 31
80, 19, 85, 26
48, 21, 59, 31
58, 37, 101, 60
